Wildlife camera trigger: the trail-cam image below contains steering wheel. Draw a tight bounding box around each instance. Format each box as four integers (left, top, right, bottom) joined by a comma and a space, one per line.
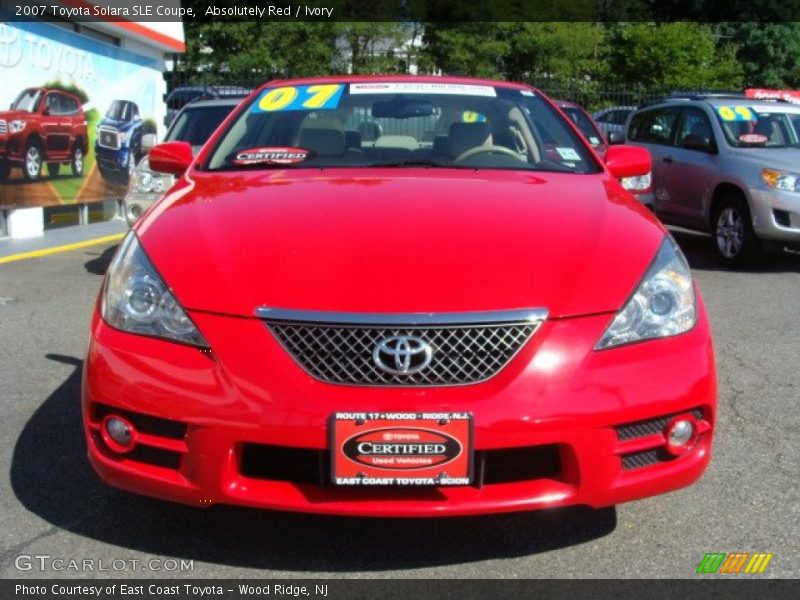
454, 145, 523, 163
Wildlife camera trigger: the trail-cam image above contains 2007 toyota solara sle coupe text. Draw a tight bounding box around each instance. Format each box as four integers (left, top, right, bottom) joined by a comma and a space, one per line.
82, 76, 716, 517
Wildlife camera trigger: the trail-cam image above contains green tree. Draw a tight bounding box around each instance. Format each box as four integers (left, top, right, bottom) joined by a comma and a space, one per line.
716, 23, 800, 88
602, 23, 743, 90
177, 21, 340, 83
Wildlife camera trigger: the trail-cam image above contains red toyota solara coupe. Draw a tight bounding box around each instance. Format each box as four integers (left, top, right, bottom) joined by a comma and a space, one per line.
82, 76, 716, 517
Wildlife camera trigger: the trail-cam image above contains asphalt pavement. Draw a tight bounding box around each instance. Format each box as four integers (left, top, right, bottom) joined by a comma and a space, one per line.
0, 228, 798, 579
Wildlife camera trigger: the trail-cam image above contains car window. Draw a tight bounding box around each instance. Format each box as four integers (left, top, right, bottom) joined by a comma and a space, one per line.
205, 84, 600, 174
629, 107, 679, 145
562, 106, 604, 147
11, 89, 42, 112
166, 105, 236, 146
64, 96, 79, 115
613, 109, 632, 125
676, 107, 715, 151
45, 93, 63, 115
713, 105, 800, 148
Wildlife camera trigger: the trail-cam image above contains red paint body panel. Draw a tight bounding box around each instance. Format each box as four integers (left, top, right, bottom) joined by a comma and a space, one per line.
83, 76, 716, 516
137, 170, 662, 319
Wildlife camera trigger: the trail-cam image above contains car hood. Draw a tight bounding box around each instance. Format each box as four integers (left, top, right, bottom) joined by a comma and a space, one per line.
735, 147, 800, 170
0, 110, 35, 121
99, 117, 134, 131
137, 169, 665, 319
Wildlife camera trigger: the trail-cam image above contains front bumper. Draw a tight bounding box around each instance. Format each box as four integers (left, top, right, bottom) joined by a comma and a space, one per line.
82, 300, 716, 517
749, 187, 800, 244
95, 145, 131, 175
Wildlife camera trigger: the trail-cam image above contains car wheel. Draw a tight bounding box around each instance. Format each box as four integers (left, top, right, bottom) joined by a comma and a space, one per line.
47, 162, 60, 177
0, 161, 10, 182
713, 196, 763, 267
23, 142, 42, 181
71, 145, 84, 177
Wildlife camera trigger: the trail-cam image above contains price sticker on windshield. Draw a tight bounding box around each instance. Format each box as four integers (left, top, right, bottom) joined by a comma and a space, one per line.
716, 106, 756, 121
461, 111, 487, 122
251, 84, 344, 113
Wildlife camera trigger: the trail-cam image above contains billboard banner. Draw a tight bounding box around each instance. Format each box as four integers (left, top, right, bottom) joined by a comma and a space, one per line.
0, 20, 163, 208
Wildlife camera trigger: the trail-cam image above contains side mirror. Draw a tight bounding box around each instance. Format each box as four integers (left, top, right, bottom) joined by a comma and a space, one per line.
605, 145, 651, 179
141, 133, 157, 155
149, 141, 193, 176
608, 131, 625, 145
682, 134, 713, 152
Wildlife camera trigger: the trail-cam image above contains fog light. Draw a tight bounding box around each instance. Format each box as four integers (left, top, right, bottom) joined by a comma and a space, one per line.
128, 203, 142, 220
665, 416, 697, 456
101, 415, 136, 453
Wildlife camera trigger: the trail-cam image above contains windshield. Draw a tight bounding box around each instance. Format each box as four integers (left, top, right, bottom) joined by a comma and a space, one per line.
714, 104, 800, 148
561, 106, 605, 148
166, 105, 236, 146
11, 89, 42, 112
205, 82, 599, 173
106, 100, 130, 120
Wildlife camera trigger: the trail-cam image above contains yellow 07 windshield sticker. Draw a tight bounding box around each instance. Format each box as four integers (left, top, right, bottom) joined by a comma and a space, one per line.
716, 106, 756, 122
461, 111, 487, 123
251, 84, 345, 113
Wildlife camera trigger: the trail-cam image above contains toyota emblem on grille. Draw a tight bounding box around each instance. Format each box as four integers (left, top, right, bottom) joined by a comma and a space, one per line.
373, 335, 433, 376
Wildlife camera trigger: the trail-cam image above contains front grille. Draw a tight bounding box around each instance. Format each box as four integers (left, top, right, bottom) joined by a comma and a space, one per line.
97, 127, 120, 150
0, 120, 6, 134
616, 408, 704, 441
621, 448, 674, 470
264, 309, 544, 386
239, 443, 561, 486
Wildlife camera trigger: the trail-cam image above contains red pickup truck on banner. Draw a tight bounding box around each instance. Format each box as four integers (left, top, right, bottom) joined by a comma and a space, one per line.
745, 88, 800, 104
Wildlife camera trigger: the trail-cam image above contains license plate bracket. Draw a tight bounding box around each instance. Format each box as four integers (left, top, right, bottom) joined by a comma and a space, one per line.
330, 412, 473, 486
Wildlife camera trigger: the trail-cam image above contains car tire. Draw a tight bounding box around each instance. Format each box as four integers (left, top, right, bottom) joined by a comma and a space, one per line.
47, 162, 60, 177
712, 195, 763, 267
23, 141, 43, 181
0, 161, 10, 182
71, 144, 84, 177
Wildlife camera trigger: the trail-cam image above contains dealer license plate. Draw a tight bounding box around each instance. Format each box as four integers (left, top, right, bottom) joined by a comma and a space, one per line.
331, 412, 473, 486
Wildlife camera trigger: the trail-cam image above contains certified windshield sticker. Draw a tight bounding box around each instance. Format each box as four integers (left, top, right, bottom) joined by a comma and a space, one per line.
520, 90, 536, 96
716, 106, 756, 121
589, 136, 601, 145
556, 147, 581, 160
461, 111, 487, 122
251, 84, 344, 113
232, 147, 310, 165
349, 82, 497, 97
738, 133, 768, 144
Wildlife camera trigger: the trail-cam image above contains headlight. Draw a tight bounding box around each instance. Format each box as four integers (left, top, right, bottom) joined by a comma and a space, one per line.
761, 168, 800, 192
9, 119, 26, 133
595, 235, 696, 349
620, 172, 651, 192
102, 233, 208, 347
129, 160, 172, 194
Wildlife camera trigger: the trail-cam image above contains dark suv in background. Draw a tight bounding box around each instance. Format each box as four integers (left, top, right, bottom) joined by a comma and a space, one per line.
164, 85, 251, 128
0, 87, 88, 182
95, 100, 145, 184
625, 94, 800, 265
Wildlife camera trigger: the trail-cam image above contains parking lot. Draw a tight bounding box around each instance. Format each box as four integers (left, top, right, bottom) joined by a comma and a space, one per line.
0, 228, 798, 579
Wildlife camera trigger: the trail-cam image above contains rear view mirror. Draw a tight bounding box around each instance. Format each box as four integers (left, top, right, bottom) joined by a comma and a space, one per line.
141, 133, 157, 155
682, 134, 713, 152
149, 141, 193, 176
608, 131, 625, 145
605, 145, 651, 179
372, 99, 433, 119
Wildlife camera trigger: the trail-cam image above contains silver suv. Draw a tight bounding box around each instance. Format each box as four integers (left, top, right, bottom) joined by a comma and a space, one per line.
624, 95, 800, 266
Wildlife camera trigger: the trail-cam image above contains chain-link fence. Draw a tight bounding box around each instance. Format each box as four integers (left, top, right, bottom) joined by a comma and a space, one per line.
164, 71, 740, 116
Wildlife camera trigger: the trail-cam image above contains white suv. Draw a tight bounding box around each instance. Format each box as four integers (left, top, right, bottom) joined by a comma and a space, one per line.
624, 94, 800, 266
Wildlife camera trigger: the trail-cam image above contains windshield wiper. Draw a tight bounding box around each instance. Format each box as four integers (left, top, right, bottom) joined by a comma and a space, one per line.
372, 159, 453, 168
